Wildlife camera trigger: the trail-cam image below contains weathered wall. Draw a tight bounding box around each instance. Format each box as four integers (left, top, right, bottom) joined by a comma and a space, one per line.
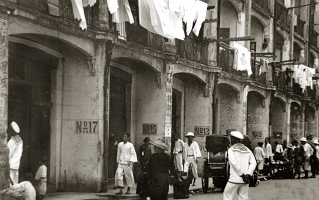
305, 106, 316, 136
247, 92, 270, 148
271, 98, 286, 145
290, 102, 302, 141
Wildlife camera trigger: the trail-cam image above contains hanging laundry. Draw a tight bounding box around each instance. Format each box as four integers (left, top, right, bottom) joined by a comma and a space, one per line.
138, 0, 184, 40
83, 0, 96, 7
230, 41, 252, 76
292, 64, 316, 93
169, 0, 183, 13
71, 0, 87, 30
192, 0, 208, 36
183, 0, 197, 35
107, 0, 119, 14
112, 0, 134, 24
259, 58, 269, 75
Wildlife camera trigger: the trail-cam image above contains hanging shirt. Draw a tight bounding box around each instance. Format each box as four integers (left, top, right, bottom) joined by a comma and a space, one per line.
117, 141, 137, 165
83, 0, 96, 7
107, 0, 119, 14
192, 0, 208, 36
112, 0, 134, 24
230, 41, 252, 76
71, 0, 87, 30
259, 58, 269, 75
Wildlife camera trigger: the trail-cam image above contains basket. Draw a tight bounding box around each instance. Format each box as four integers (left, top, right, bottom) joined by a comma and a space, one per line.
0, 186, 25, 199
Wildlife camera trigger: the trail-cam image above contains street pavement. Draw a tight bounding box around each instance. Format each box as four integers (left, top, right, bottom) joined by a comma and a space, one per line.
173, 176, 319, 200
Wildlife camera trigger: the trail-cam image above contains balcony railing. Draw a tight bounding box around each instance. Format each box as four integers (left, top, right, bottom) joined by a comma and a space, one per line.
176, 37, 209, 65
309, 28, 319, 48
306, 86, 317, 100
294, 16, 305, 37
253, 0, 271, 13
218, 43, 242, 76
275, 1, 290, 29
16, 0, 99, 28
273, 68, 288, 91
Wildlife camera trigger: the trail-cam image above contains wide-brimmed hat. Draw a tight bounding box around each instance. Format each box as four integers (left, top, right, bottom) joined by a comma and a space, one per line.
313, 139, 319, 145
10, 121, 20, 134
230, 131, 244, 139
186, 132, 195, 137
300, 137, 307, 142
152, 140, 168, 150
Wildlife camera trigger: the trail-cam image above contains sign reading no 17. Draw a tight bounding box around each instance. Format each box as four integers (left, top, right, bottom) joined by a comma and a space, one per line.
76, 120, 98, 133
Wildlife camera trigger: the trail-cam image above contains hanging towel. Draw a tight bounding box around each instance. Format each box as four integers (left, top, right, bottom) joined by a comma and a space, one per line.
192, 0, 208, 36
107, 0, 119, 14
112, 0, 134, 24
71, 0, 87, 30
83, 0, 96, 7
183, 0, 197, 35
259, 58, 269, 75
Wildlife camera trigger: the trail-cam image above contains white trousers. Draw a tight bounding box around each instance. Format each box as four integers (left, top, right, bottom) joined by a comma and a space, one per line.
186, 156, 198, 179
10, 169, 19, 184
115, 164, 135, 188
174, 153, 183, 171
223, 182, 249, 200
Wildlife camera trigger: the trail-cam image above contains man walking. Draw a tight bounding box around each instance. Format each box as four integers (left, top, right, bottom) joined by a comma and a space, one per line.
223, 131, 256, 200
173, 133, 184, 172
300, 137, 313, 179
115, 132, 137, 195
183, 132, 201, 186
7, 121, 23, 184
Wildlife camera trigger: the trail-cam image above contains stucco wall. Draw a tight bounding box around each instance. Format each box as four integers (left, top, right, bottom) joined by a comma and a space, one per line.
271, 98, 286, 144
59, 47, 103, 191
184, 82, 211, 176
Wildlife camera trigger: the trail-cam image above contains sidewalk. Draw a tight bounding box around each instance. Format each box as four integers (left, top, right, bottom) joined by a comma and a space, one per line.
45, 178, 203, 200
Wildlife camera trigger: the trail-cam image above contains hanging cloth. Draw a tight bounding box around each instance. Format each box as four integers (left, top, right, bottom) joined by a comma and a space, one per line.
138, 0, 184, 40
83, 0, 96, 7
107, 0, 119, 14
112, 0, 134, 24
230, 41, 252, 76
192, 0, 208, 36
259, 58, 269, 75
183, 0, 197, 35
71, 0, 87, 30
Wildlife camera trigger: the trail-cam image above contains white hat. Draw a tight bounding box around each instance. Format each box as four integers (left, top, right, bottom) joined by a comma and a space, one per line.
186, 132, 195, 137
10, 121, 20, 134
230, 131, 244, 139
300, 137, 307, 142
313, 139, 319, 145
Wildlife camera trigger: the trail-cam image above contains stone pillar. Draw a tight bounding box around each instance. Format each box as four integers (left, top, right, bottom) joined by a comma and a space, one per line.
301, 101, 305, 137
205, 0, 218, 66
242, 85, 249, 135
244, 0, 252, 48
286, 100, 291, 143
0, 14, 9, 138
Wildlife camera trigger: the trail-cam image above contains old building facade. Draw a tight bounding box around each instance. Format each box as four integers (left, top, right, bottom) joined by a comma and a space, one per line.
0, 0, 319, 193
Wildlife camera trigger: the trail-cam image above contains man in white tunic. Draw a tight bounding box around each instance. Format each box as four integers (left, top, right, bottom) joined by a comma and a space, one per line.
173, 134, 184, 172
300, 137, 313, 178
183, 132, 201, 186
115, 132, 137, 195
7, 121, 23, 184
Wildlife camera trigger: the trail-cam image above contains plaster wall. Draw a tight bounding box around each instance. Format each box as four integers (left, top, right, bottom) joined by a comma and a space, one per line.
271, 98, 286, 144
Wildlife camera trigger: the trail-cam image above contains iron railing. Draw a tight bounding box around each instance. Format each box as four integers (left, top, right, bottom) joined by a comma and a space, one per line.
218, 43, 242, 76
309, 28, 319, 48
294, 16, 305, 37
252, 0, 271, 12
273, 68, 287, 91
275, 1, 290, 29
176, 37, 209, 65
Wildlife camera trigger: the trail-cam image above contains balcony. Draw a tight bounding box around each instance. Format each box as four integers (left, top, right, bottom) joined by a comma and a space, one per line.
15, 0, 99, 29
252, 0, 271, 13
275, 1, 290, 29
176, 37, 209, 65
294, 16, 305, 37
309, 28, 319, 48
273, 68, 288, 91
218, 43, 242, 76
251, 60, 267, 85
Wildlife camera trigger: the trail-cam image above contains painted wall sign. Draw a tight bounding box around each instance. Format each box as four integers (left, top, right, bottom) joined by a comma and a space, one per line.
194, 126, 210, 137
251, 131, 262, 138
142, 123, 157, 135
76, 120, 98, 133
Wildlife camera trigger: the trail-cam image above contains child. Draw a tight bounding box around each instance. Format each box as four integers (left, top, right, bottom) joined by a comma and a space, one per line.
35, 156, 47, 199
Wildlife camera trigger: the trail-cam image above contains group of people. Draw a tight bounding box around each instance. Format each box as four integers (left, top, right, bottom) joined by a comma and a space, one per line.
113, 131, 203, 200
0, 121, 47, 200
253, 136, 319, 179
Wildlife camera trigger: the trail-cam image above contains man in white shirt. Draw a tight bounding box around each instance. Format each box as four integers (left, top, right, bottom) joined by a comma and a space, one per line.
183, 132, 201, 186
223, 131, 256, 200
300, 137, 313, 178
115, 132, 137, 195
173, 134, 184, 172
7, 121, 23, 184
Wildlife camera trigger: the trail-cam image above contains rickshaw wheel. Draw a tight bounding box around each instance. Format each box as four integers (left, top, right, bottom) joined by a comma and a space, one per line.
202, 177, 209, 193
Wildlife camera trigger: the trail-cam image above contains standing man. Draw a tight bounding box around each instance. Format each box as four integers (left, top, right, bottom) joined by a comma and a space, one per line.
183, 132, 201, 186
115, 132, 137, 195
223, 131, 256, 200
254, 142, 265, 175
300, 137, 313, 178
262, 137, 272, 175
7, 121, 23, 184
173, 133, 184, 173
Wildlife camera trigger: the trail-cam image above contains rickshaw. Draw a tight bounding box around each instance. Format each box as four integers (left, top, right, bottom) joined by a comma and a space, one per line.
202, 133, 258, 193
202, 134, 230, 193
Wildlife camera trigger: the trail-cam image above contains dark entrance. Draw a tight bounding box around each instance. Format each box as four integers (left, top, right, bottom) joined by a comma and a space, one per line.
108, 67, 131, 179
171, 89, 182, 153
8, 57, 51, 180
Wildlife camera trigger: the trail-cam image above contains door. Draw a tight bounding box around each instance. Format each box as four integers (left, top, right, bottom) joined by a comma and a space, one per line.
171, 89, 182, 153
